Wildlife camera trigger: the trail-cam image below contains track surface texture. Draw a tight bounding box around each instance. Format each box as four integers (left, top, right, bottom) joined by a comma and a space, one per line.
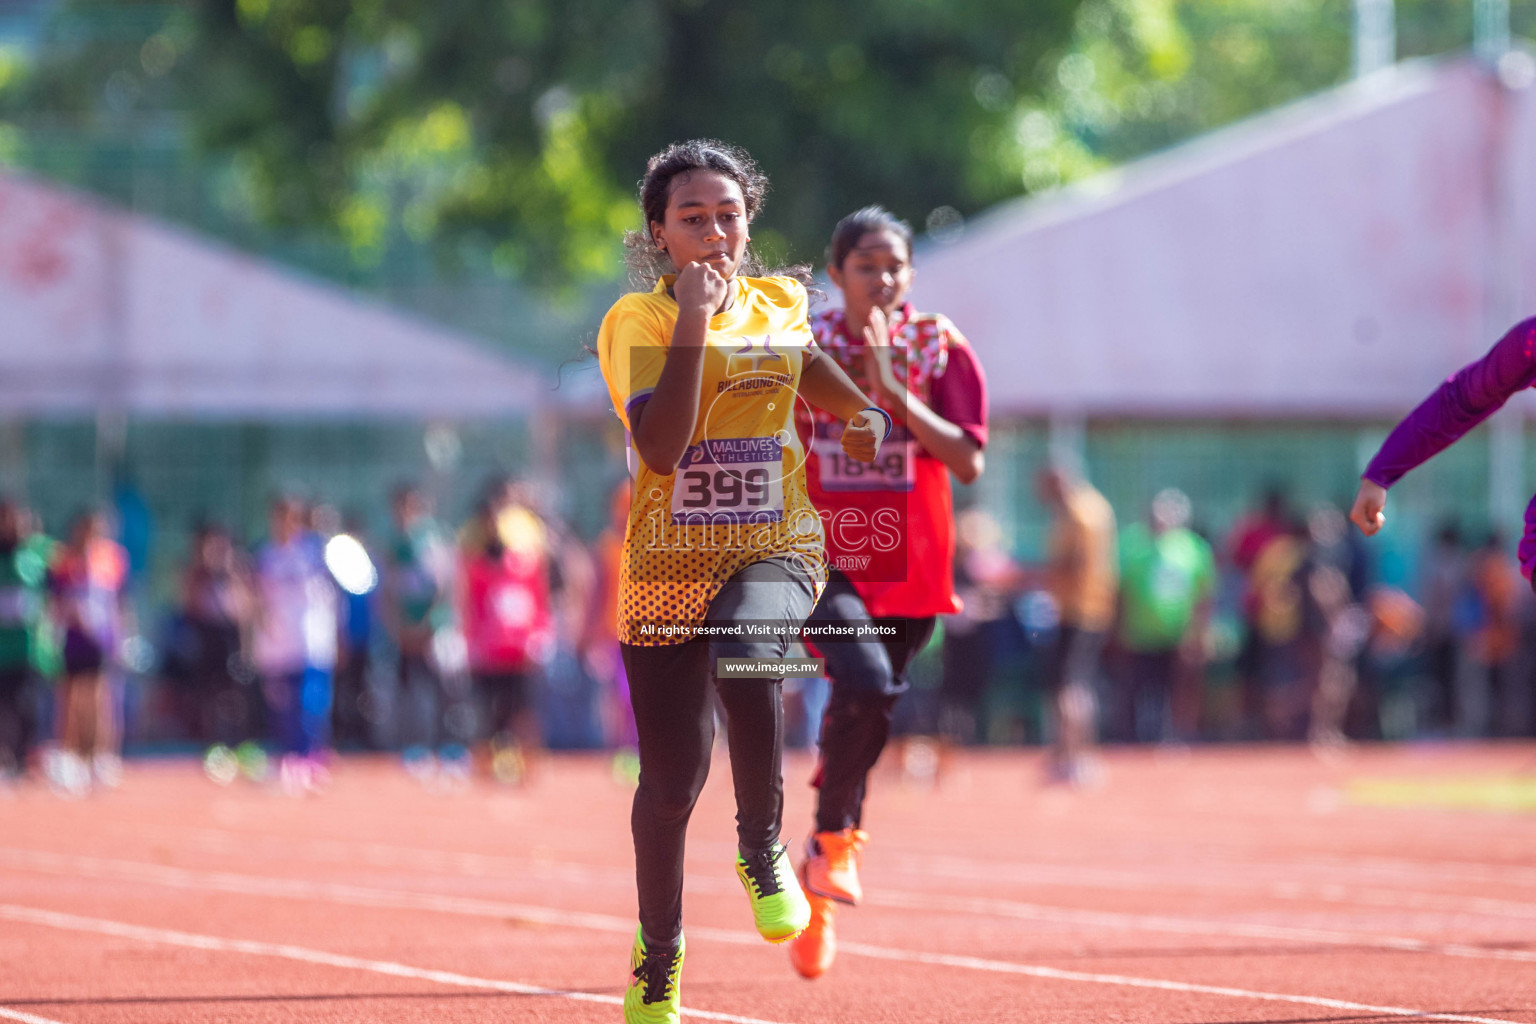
3, 743, 1536, 1023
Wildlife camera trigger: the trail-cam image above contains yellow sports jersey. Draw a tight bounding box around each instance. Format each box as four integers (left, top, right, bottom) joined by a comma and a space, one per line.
597, 274, 827, 645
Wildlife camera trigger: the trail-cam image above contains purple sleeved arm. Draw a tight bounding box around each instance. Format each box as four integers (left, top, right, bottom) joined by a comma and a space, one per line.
1362, 318, 1536, 489
1520, 493, 1536, 582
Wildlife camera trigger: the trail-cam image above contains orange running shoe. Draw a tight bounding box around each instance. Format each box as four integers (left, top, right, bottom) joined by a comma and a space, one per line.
788, 865, 837, 979
803, 828, 868, 905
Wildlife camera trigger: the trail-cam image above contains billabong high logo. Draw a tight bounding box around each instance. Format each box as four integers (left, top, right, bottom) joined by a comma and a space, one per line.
727, 335, 783, 376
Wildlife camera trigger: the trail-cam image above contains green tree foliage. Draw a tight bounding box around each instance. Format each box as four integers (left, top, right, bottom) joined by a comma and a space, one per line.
7, 0, 1529, 288
9, 0, 1080, 283
1011, 0, 1519, 194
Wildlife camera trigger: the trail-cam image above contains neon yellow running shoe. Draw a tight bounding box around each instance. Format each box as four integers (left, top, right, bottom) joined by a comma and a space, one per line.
624, 926, 684, 1024
735, 842, 811, 943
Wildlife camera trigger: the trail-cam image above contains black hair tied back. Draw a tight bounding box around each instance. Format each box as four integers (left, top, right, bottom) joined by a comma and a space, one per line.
827, 205, 914, 270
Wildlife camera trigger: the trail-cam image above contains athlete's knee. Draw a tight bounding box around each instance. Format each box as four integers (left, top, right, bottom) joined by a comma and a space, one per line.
637, 766, 709, 824
820, 690, 897, 747
821, 643, 898, 697
827, 686, 897, 720
711, 635, 792, 663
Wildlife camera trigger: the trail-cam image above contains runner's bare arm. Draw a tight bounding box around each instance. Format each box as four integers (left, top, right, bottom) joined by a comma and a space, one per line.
860, 308, 984, 484
887, 390, 983, 484
799, 347, 887, 463
628, 262, 724, 473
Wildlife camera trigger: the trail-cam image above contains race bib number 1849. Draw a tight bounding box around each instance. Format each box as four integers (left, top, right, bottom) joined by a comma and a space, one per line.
813, 422, 916, 492
671, 436, 786, 524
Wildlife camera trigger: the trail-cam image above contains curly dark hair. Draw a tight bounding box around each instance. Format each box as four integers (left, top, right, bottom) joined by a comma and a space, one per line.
622, 139, 807, 289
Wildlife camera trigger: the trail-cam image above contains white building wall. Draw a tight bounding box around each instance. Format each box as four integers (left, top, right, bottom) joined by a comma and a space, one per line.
913, 60, 1536, 420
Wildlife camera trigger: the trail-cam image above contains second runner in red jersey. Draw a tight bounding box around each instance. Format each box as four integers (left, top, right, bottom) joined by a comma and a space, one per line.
790, 206, 989, 980
803, 291, 987, 614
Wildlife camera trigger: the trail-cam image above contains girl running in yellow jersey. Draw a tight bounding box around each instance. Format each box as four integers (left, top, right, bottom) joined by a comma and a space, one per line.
596, 140, 890, 1024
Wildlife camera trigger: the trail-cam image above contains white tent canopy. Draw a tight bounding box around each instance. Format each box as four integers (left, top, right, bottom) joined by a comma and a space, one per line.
0, 171, 544, 418
912, 59, 1536, 419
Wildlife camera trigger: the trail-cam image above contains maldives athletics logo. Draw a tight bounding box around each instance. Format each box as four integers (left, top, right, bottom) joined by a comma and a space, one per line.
703, 334, 808, 490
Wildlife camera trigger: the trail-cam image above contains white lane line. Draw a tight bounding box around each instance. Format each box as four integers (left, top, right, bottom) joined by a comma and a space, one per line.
884, 849, 1536, 901
860, 888, 1536, 964
9, 848, 1536, 967
4, 902, 1526, 1024
885, 851, 1536, 922
0, 904, 785, 1024
0, 848, 642, 937
0, 1008, 73, 1024
133, 825, 644, 891
1308, 854, 1536, 890
1269, 881, 1536, 921
833, 941, 1530, 1024
133, 822, 1536, 924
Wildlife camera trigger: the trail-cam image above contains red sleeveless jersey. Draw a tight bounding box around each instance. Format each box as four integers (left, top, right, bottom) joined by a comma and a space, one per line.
799, 304, 987, 618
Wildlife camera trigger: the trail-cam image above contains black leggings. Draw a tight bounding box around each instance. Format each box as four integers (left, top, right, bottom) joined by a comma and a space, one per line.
0, 669, 33, 774
622, 558, 816, 948
807, 570, 936, 833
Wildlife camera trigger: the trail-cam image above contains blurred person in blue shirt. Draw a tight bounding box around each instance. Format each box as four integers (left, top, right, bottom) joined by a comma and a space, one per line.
252, 496, 338, 793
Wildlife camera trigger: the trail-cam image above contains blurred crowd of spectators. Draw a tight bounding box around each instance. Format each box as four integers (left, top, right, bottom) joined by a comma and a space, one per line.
2, 467, 1533, 797
0, 502, 130, 794
928, 472, 1536, 758
0, 477, 633, 795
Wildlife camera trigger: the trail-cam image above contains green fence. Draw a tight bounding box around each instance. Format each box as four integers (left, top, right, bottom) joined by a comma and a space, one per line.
972, 417, 1507, 589
3, 412, 1519, 608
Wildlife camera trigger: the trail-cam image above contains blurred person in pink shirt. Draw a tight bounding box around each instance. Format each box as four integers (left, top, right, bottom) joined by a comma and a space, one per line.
459, 480, 554, 783
48, 509, 129, 793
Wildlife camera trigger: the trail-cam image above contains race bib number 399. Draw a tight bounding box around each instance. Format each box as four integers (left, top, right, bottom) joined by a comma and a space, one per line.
813, 422, 916, 492
671, 436, 786, 525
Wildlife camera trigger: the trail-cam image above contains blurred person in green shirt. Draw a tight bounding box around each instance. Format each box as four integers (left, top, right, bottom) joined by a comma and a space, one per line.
382, 483, 461, 773
0, 500, 55, 780
1116, 488, 1215, 743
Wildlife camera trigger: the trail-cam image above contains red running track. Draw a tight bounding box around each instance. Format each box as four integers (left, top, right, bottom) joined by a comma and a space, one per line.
2, 743, 1535, 1023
